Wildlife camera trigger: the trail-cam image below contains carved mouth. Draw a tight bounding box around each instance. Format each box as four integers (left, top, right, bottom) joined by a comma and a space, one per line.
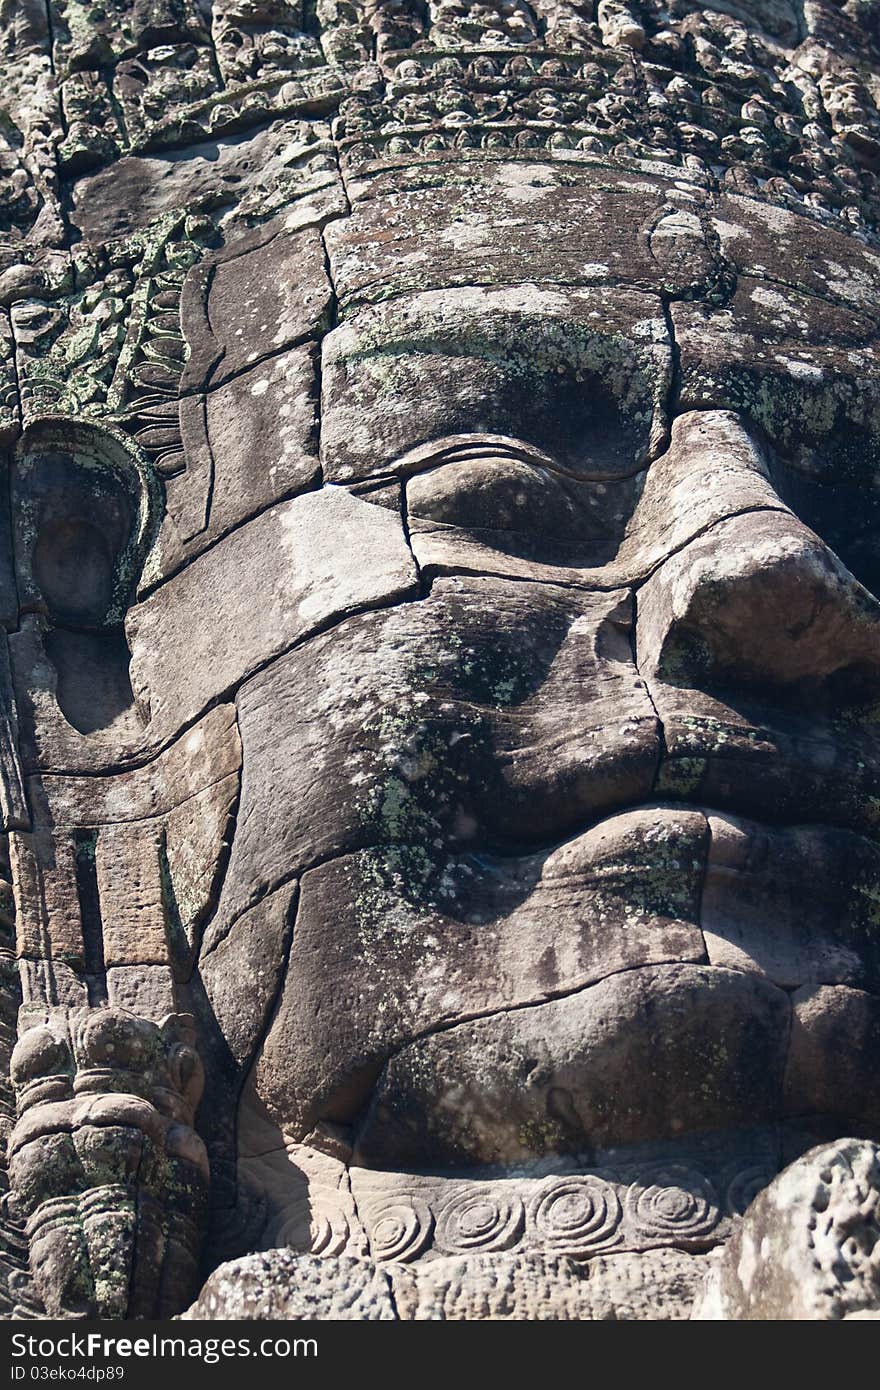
345, 802, 880, 1169
647, 711, 880, 848
266, 798, 880, 1168
461, 719, 880, 869
437, 800, 880, 1001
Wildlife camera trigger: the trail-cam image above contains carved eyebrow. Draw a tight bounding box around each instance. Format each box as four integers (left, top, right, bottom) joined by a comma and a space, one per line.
395, 434, 639, 483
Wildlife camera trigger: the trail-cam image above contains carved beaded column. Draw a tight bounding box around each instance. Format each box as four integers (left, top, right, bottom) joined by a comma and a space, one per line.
8, 1007, 207, 1319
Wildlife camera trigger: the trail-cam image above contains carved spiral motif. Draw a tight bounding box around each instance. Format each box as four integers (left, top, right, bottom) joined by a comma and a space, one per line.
367, 1198, 434, 1262
434, 1187, 525, 1255
528, 1176, 622, 1254
274, 1191, 351, 1258
725, 1164, 775, 1218
624, 1165, 720, 1242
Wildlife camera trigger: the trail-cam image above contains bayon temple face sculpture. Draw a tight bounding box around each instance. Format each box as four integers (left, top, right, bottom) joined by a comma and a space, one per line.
0, 0, 880, 1322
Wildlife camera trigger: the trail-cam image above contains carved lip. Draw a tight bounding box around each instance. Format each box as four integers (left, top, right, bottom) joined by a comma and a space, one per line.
451, 799, 878, 974
349, 803, 879, 1167
555, 800, 880, 989
650, 743, 879, 846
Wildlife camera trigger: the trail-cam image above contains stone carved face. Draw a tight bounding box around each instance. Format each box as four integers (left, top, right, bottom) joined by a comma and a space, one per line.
12, 155, 880, 1237
140, 159, 879, 1180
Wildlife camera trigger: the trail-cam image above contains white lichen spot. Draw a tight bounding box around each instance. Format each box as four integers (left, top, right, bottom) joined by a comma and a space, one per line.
777, 356, 824, 381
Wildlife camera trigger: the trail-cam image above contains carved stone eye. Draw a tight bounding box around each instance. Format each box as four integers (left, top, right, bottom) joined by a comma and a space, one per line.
407, 455, 578, 533
406, 449, 638, 570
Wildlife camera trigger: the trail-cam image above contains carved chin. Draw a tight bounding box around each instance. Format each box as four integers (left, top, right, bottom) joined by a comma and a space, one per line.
352, 958, 876, 1170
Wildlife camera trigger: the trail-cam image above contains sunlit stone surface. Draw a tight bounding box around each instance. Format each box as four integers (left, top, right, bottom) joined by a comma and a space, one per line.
1, 0, 880, 1321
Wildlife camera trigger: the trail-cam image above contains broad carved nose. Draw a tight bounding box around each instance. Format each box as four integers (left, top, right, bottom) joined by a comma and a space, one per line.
637, 468, 880, 693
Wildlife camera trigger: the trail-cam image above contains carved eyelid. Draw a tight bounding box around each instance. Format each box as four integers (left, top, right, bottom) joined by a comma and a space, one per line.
395, 434, 634, 484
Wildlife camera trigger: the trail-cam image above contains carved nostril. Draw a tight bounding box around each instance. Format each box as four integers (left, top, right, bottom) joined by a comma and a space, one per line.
637, 509, 880, 692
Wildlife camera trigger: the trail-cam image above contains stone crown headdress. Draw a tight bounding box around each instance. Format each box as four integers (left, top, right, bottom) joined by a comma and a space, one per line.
2, 0, 880, 251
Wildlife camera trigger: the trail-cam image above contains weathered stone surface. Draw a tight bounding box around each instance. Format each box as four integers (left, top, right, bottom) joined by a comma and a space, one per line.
0, 639, 27, 831
216, 575, 659, 931
326, 162, 720, 311
639, 504, 880, 838
407, 409, 786, 589
18, 958, 88, 1015
8, 1007, 207, 1319
711, 193, 880, 315
406, 442, 645, 585
163, 775, 239, 954
702, 816, 880, 993
785, 985, 880, 1130
210, 1, 325, 87
320, 285, 671, 485
105, 964, 178, 1019
26, 704, 240, 827
8, 617, 148, 776
5, 416, 159, 777
94, 821, 167, 969
24, 770, 241, 976
232, 1115, 367, 1261
253, 807, 707, 1139
179, 221, 333, 393
182, 1250, 396, 1320
674, 282, 880, 475
11, 705, 239, 982
6, 0, 880, 1326
638, 509, 880, 691
114, 43, 221, 148
199, 883, 295, 1071
147, 344, 320, 583
348, 1136, 777, 1265
389, 1249, 709, 1321
196, 885, 299, 1247
654, 694, 880, 850
128, 488, 418, 743
183, 1245, 710, 1320
69, 123, 344, 246
10, 829, 84, 966
354, 965, 791, 1168
0, 486, 16, 655
694, 1141, 880, 1320
50, 0, 210, 74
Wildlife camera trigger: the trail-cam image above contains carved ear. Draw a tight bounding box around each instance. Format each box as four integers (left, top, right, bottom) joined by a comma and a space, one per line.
11, 417, 158, 629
